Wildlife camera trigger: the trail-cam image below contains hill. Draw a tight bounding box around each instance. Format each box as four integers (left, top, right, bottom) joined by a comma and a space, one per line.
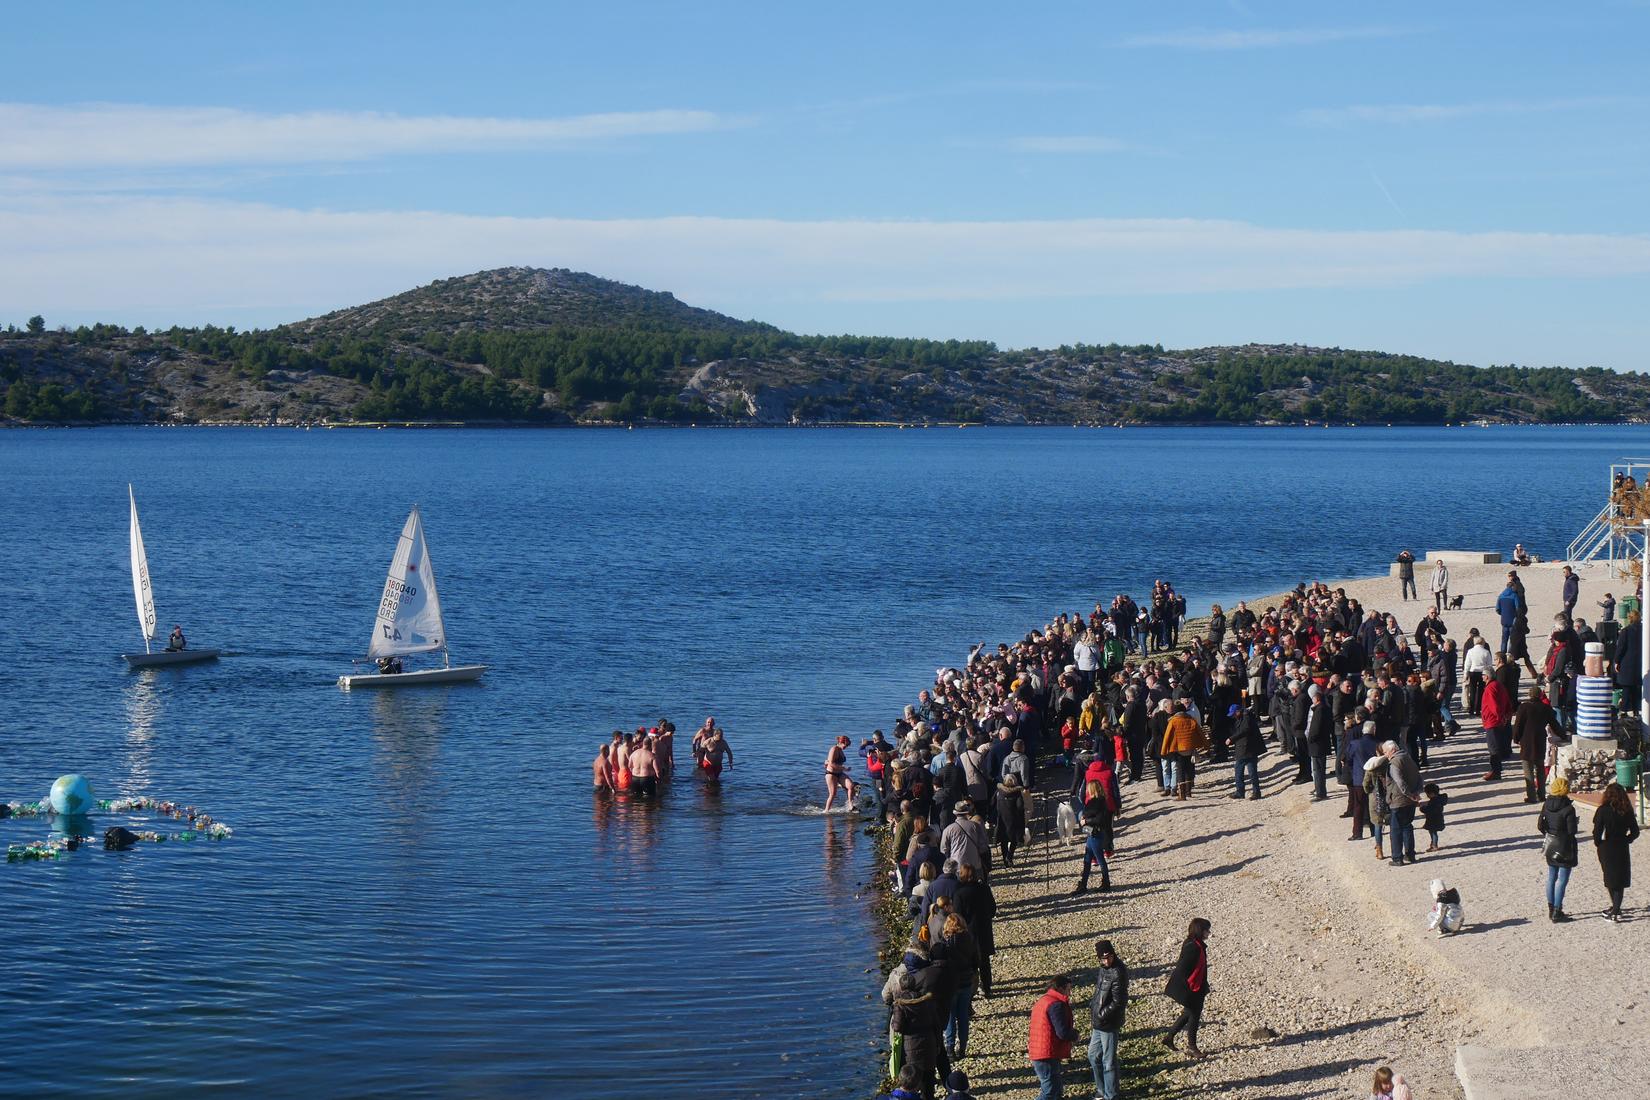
2, 266, 1646, 426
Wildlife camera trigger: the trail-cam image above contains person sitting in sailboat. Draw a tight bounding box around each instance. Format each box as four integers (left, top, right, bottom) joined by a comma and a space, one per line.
166, 625, 186, 652
377, 655, 404, 675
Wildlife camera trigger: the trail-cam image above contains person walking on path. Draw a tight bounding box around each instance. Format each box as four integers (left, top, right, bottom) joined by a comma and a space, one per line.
1592, 781, 1641, 921
1383, 741, 1422, 867
1159, 701, 1208, 801
1513, 684, 1565, 803
1027, 972, 1079, 1100
1538, 776, 1581, 922
1562, 565, 1580, 623
1072, 778, 1116, 895
1430, 559, 1450, 612
1162, 917, 1211, 1059
1088, 940, 1128, 1100
993, 774, 1026, 868
1396, 549, 1417, 601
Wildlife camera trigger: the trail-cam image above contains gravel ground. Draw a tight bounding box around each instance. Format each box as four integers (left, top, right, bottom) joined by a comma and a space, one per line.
927, 560, 1649, 1099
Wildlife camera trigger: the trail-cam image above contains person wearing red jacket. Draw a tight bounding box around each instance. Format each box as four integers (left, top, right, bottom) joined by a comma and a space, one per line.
1027, 973, 1078, 1099
1479, 673, 1513, 782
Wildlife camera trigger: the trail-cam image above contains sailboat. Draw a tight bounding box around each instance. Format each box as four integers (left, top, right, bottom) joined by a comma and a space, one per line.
338, 505, 487, 688
121, 486, 220, 668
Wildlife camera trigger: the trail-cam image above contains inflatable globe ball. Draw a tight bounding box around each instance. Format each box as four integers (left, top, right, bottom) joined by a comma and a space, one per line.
49, 774, 94, 816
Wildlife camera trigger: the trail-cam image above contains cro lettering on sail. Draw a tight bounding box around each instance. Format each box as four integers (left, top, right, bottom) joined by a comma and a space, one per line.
378, 576, 415, 623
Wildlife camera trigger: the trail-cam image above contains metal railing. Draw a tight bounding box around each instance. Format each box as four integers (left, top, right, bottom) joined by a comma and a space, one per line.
1566, 501, 1616, 563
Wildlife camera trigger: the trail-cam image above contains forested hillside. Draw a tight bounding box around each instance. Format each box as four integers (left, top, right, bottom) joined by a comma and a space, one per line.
2, 267, 1644, 426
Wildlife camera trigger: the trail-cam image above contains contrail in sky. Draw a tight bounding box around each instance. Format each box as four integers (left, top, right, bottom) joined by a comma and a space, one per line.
1369, 168, 1407, 219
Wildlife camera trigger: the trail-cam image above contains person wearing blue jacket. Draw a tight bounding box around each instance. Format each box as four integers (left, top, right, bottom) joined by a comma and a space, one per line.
1496, 583, 1520, 654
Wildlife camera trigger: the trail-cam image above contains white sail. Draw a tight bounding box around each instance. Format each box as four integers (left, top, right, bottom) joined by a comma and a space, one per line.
367, 506, 447, 660
128, 486, 158, 649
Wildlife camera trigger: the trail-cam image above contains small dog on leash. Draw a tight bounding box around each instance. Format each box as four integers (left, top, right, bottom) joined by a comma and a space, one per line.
1448, 594, 1464, 610
1428, 878, 1465, 936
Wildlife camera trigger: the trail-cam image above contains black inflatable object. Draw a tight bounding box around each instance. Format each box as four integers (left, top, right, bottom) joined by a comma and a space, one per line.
104, 826, 140, 851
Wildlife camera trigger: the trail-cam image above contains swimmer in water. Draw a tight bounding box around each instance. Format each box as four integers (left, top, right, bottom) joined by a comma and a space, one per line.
592, 744, 613, 792
699, 727, 734, 780
654, 720, 674, 779
824, 734, 858, 811
629, 737, 659, 798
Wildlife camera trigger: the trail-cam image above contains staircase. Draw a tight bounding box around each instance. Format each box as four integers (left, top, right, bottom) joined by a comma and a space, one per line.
1566, 501, 1648, 565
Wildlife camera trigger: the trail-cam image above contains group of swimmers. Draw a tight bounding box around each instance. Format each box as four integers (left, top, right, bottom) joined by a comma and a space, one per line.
592, 717, 735, 797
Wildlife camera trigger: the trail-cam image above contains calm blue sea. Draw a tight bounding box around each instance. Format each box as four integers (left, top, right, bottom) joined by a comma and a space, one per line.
0, 425, 1631, 1097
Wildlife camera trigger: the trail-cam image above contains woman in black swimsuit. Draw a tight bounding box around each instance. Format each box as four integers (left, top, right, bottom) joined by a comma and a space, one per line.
824, 735, 858, 811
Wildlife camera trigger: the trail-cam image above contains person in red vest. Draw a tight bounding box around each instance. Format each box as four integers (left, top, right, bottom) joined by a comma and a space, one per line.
1027, 972, 1079, 1099
1161, 917, 1211, 1059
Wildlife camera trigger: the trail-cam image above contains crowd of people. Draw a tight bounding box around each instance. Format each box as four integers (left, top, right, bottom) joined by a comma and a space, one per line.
868, 566, 1642, 1099
591, 717, 735, 796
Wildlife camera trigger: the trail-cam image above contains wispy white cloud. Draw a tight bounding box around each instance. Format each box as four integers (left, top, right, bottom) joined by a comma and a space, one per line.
1008, 136, 1125, 154
1299, 96, 1629, 125
3, 195, 1648, 328
0, 103, 728, 168
1122, 26, 1407, 50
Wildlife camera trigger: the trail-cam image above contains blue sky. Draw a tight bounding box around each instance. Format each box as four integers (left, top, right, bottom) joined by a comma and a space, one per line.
4, 1, 1649, 369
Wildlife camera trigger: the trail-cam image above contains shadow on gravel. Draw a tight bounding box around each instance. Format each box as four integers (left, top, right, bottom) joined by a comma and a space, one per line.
1463, 916, 1531, 934
1282, 1009, 1421, 1045
1423, 835, 1537, 860
1129, 854, 1266, 891
1129, 822, 1260, 859
1234, 1054, 1370, 1094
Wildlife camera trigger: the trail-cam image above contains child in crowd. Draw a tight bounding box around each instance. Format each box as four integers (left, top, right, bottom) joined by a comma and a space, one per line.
1421, 781, 1449, 852
883, 1064, 922, 1100
943, 1069, 976, 1100
1370, 1066, 1414, 1100
1427, 878, 1465, 936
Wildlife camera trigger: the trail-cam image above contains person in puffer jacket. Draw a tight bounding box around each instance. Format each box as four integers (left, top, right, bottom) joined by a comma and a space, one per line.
1426, 878, 1465, 935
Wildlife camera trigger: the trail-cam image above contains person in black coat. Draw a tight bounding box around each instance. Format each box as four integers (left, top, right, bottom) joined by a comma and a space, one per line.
892, 946, 953, 1100
952, 864, 996, 997
1592, 781, 1641, 921
1121, 690, 1149, 784
1227, 702, 1265, 800
1614, 612, 1642, 716
1161, 918, 1211, 1058
1304, 689, 1335, 799
1290, 686, 1312, 783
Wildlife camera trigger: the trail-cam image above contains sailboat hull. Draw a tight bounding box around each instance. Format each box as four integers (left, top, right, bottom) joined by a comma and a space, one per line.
123, 648, 221, 668
338, 664, 487, 689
